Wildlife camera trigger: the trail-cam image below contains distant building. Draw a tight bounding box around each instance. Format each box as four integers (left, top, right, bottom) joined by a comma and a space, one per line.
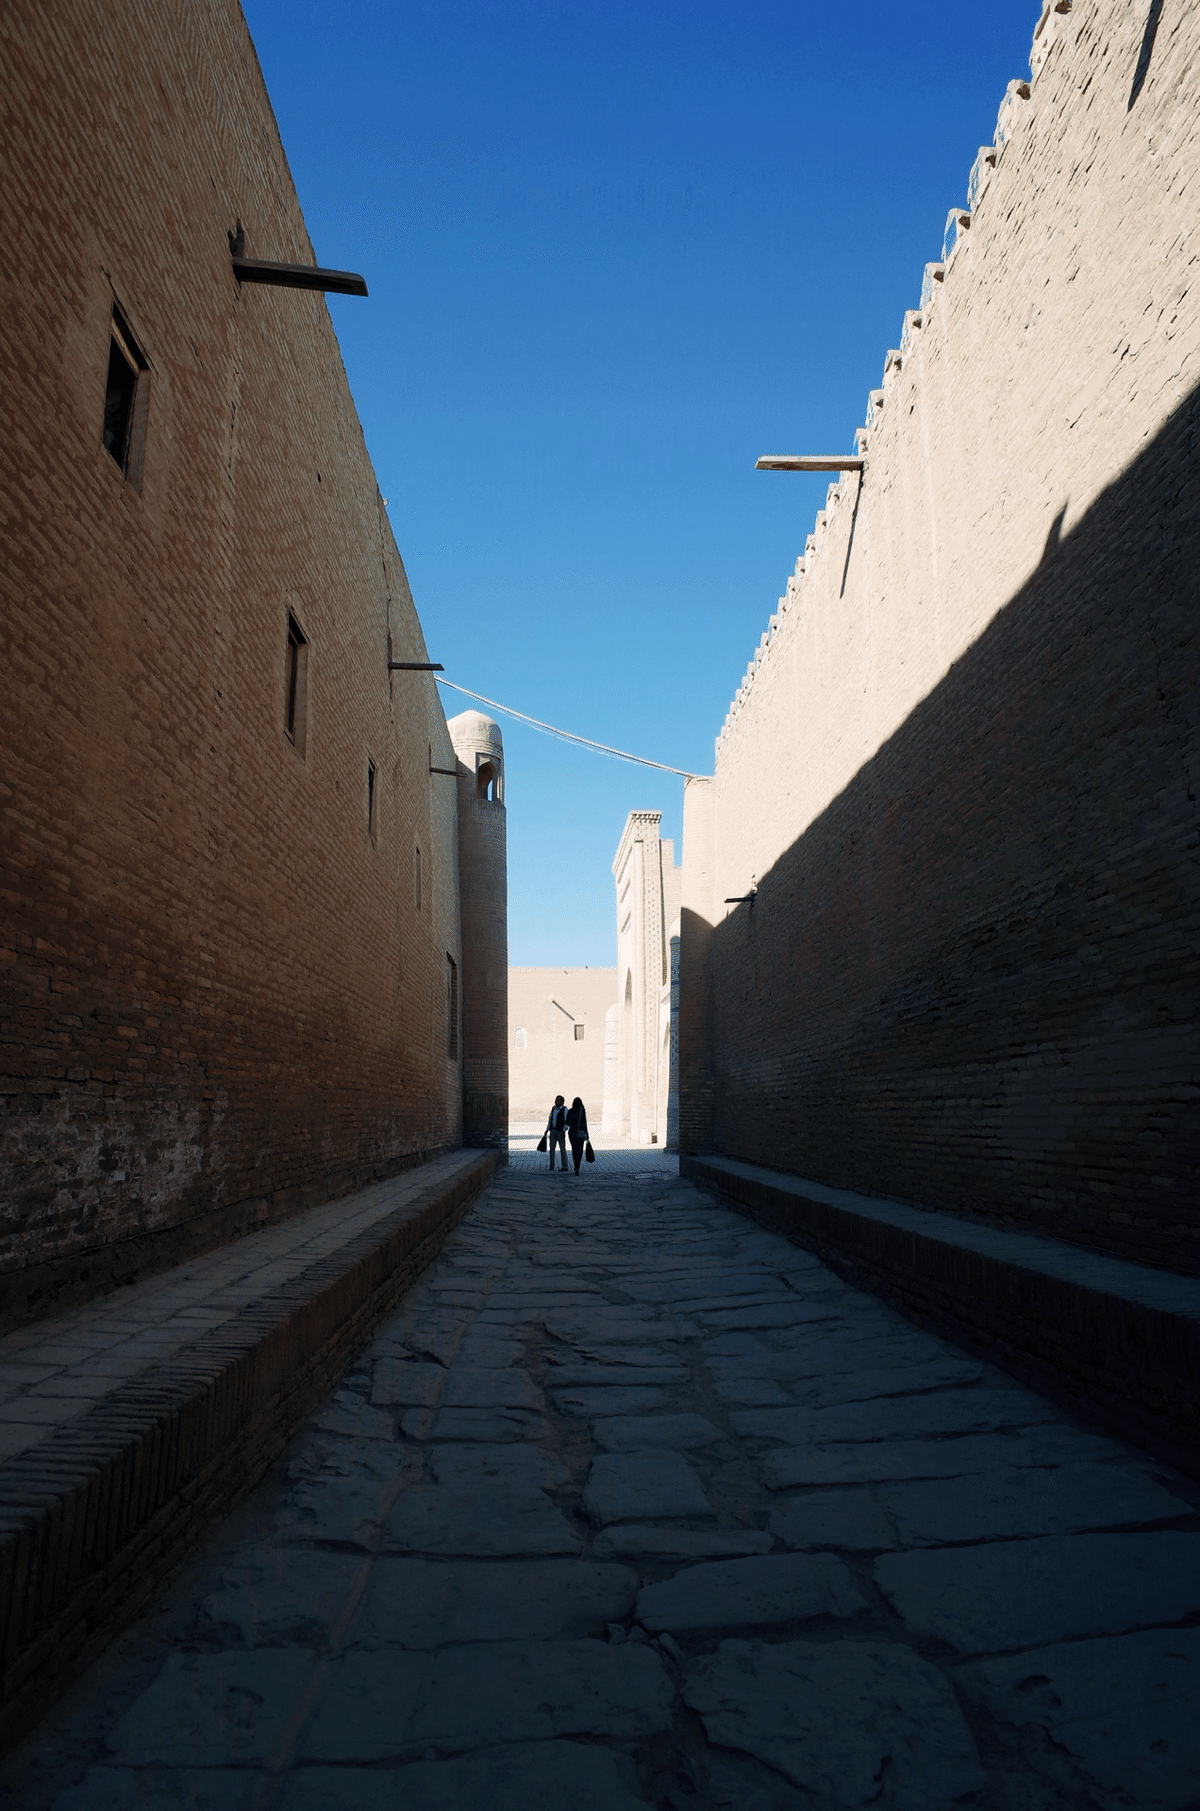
507, 969, 616, 1125
611, 813, 681, 1147
509, 812, 680, 1147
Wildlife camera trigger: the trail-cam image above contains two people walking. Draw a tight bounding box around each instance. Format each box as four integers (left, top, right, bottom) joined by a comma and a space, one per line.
543, 1095, 591, 1173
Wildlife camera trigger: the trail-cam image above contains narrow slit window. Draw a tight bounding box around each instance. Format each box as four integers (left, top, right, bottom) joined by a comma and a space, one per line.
285, 612, 308, 754
102, 305, 149, 485
447, 954, 459, 1059
574, 1023, 585, 1041
414, 845, 421, 912
367, 758, 377, 839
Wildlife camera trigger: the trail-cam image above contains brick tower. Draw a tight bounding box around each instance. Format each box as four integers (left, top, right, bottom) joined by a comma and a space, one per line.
448, 711, 509, 1151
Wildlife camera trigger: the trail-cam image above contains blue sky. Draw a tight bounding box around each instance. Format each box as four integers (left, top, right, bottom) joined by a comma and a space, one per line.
242, 0, 1039, 966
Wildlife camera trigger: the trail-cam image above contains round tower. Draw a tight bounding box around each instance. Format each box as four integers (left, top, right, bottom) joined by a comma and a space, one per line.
448, 710, 508, 1151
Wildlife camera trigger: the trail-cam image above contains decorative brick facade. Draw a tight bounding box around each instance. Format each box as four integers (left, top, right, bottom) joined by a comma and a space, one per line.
0, 1, 474, 1323
679, 1, 1199, 1270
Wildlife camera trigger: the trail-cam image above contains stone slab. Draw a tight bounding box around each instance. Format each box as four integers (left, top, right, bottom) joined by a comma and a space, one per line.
551, 1385, 669, 1415
402, 1407, 538, 1442
733, 1385, 1054, 1446
300, 1639, 674, 1762
370, 1360, 447, 1407
763, 1424, 1117, 1488
789, 1358, 989, 1410
582, 1451, 713, 1524
275, 1744, 648, 1811
544, 1363, 689, 1386
345, 1558, 637, 1647
592, 1526, 774, 1561
876, 1531, 1200, 1654
276, 1476, 404, 1549
592, 1412, 723, 1452
440, 1367, 541, 1409
684, 1637, 983, 1808
636, 1552, 866, 1634
957, 1626, 1200, 1810
310, 1397, 397, 1443
112, 1650, 319, 1766
575, 1345, 692, 1368
770, 1492, 897, 1552
879, 1462, 1192, 1545
709, 1376, 793, 1406
384, 1490, 580, 1557
199, 1552, 370, 1648
700, 1302, 840, 1331
52, 1768, 255, 1811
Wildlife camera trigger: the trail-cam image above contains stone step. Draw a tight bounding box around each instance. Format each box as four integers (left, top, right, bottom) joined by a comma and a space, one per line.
0, 1148, 499, 1752
682, 1155, 1200, 1482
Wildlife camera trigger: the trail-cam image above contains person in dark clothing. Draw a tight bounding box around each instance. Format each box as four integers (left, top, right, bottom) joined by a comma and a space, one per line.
545, 1096, 568, 1171
566, 1097, 589, 1174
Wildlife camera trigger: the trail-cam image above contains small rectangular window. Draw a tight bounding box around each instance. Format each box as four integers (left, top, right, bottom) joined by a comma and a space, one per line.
514, 1027, 527, 1049
447, 954, 459, 1059
574, 1023, 585, 1041
285, 612, 308, 754
367, 758, 377, 839
414, 845, 421, 912
102, 305, 149, 486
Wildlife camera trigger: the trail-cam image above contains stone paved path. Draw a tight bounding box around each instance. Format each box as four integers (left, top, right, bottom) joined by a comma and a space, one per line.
6, 1164, 1200, 1809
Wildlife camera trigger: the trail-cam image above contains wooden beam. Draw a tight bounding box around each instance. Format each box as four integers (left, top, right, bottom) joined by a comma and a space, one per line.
755, 456, 865, 471
232, 256, 368, 297
388, 662, 445, 671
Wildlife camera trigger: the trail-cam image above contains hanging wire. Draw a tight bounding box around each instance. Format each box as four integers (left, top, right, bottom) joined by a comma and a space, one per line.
435, 678, 701, 779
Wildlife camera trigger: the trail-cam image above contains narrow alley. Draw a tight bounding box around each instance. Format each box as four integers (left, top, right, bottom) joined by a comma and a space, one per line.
6, 1164, 1199, 1810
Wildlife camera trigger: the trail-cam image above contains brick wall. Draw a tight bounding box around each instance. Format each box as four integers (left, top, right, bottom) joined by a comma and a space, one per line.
0, 0, 465, 1323
680, 2, 1200, 1270
508, 968, 616, 1122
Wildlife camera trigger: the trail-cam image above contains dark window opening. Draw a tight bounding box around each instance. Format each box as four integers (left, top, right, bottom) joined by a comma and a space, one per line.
285, 612, 308, 753
102, 306, 149, 484
574, 1023, 585, 1041
367, 758, 377, 838
414, 845, 422, 912
476, 761, 496, 801
447, 954, 459, 1059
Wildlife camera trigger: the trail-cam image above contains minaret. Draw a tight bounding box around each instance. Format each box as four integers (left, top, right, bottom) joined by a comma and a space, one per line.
448, 710, 508, 1151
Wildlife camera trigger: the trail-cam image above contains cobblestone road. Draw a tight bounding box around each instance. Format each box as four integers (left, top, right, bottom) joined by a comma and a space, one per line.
7, 1165, 1200, 1809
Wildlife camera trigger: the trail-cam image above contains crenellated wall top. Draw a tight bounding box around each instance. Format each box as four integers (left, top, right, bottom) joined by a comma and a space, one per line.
714, 3, 1068, 764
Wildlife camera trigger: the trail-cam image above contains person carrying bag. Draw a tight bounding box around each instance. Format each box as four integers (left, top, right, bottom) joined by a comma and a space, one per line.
565, 1097, 593, 1174
543, 1096, 568, 1171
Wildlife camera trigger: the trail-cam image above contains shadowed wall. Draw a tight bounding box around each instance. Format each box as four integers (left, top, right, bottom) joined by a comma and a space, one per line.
680, 0, 1199, 1271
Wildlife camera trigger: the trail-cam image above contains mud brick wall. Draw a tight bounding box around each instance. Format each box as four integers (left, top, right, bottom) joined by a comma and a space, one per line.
0, 2, 467, 1322
680, 1, 1199, 1271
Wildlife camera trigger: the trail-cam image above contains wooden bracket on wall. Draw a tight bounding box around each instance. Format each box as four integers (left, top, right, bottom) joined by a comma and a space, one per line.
755, 456, 865, 472
229, 224, 368, 296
